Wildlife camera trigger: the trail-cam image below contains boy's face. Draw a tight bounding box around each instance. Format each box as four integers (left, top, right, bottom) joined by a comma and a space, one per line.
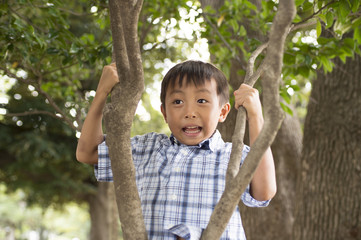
161, 78, 230, 146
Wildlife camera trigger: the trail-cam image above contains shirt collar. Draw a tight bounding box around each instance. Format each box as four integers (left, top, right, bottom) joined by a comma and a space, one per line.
169, 130, 224, 152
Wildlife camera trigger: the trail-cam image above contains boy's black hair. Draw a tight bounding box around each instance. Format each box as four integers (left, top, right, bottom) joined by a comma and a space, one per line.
160, 60, 229, 108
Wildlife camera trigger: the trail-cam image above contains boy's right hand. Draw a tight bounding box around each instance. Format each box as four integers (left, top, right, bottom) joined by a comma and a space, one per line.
97, 63, 119, 95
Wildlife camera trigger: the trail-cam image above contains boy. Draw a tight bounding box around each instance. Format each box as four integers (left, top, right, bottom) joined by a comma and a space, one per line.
76, 60, 276, 240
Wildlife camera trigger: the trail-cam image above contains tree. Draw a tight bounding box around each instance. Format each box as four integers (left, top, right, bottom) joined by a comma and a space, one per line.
0, 1, 116, 238
0, 0, 194, 238
293, 34, 361, 240
2, 0, 360, 239
199, 0, 302, 238
104, 0, 147, 238
104, 0, 296, 238
199, 0, 361, 238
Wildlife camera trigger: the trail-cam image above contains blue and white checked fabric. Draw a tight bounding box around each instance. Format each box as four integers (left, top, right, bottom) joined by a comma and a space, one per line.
95, 130, 270, 240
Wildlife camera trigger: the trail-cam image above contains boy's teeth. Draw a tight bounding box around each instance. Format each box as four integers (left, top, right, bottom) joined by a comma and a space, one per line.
184, 126, 201, 133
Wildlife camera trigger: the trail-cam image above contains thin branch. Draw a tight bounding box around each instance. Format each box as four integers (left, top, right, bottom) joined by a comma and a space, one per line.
291, 0, 336, 31
5, 110, 62, 119
8, 6, 43, 32
202, 13, 243, 65
43, 62, 78, 76
0, 66, 80, 132
201, 0, 295, 238
0, 66, 34, 85
290, 19, 317, 33
244, 42, 269, 86
57, 7, 95, 17
34, 80, 79, 132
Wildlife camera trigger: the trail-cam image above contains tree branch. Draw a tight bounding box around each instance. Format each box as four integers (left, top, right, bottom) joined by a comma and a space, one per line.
0, 66, 80, 132
290, 19, 317, 33
293, 0, 336, 28
104, 0, 147, 239
201, 0, 295, 238
244, 42, 269, 86
202, 13, 244, 65
5, 110, 62, 119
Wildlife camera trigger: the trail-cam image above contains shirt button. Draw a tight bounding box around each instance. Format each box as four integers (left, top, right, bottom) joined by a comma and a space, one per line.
171, 194, 177, 200
175, 167, 181, 172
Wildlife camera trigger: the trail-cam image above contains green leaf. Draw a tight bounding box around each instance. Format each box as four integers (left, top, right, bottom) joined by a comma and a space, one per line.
290, 84, 301, 92
326, 11, 334, 29
69, 43, 80, 54
354, 24, 361, 44
295, 0, 305, 7
319, 13, 326, 23
316, 20, 322, 38
14, 18, 24, 29
46, 47, 60, 54
280, 102, 293, 116
229, 19, 238, 33
284, 53, 295, 64
355, 45, 361, 55
317, 37, 332, 45
280, 89, 291, 104
296, 54, 305, 64
351, 0, 360, 12
338, 1, 351, 23
297, 66, 310, 78
319, 55, 334, 72
239, 25, 246, 37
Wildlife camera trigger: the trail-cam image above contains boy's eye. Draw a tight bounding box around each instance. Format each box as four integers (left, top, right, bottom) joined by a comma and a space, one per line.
173, 100, 183, 104
197, 99, 207, 104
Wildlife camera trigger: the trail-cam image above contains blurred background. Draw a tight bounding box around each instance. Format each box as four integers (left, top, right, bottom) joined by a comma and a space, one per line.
1, 0, 360, 239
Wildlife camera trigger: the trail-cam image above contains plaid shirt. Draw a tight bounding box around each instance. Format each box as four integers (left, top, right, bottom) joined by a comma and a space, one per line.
95, 130, 270, 240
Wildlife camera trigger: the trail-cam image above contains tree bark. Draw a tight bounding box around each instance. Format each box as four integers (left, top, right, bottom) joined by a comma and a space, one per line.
239, 109, 302, 240
201, 0, 300, 239
88, 182, 119, 240
201, 0, 295, 238
104, 0, 148, 239
293, 49, 361, 239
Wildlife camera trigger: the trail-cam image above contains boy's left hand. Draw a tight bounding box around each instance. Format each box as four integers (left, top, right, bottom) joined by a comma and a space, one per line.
234, 84, 263, 120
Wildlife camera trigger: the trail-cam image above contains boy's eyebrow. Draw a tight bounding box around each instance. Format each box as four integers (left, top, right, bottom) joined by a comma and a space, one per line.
169, 89, 184, 95
195, 88, 212, 94
169, 87, 212, 96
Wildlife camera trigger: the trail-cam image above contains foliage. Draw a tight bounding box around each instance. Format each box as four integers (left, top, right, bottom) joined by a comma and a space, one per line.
0, 0, 204, 210
200, 0, 361, 116
0, 0, 359, 237
0, 0, 110, 208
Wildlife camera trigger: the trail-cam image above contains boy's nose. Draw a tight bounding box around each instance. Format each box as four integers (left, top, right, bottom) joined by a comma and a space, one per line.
184, 107, 197, 119
185, 113, 196, 119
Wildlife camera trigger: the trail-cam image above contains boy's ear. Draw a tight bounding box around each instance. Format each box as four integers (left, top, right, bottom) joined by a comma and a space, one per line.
160, 104, 168, 123
219, 103, 231, 123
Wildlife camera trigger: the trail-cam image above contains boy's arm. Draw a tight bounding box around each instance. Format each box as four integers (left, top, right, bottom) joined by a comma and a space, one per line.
234, 84, 277, 201
76, 63, 119, 164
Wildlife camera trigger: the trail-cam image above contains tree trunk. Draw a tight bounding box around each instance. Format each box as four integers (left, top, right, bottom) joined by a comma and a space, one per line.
219, 60, 302, 240
88, 182, 119, 240
293, 50, 361, 239
201, 0, 295, 238
213, 5, 301, 239
105, 0, 147, 239
239, 109, 302, 240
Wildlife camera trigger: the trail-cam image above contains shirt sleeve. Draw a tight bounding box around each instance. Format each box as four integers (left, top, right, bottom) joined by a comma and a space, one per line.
241, 185, 270, 207
168, 224, 203, 240
94, 140, 113, 182
240, 145, 271, 208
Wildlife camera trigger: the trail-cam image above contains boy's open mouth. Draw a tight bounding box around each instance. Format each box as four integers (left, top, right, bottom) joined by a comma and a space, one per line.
183, 126, 202, 134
